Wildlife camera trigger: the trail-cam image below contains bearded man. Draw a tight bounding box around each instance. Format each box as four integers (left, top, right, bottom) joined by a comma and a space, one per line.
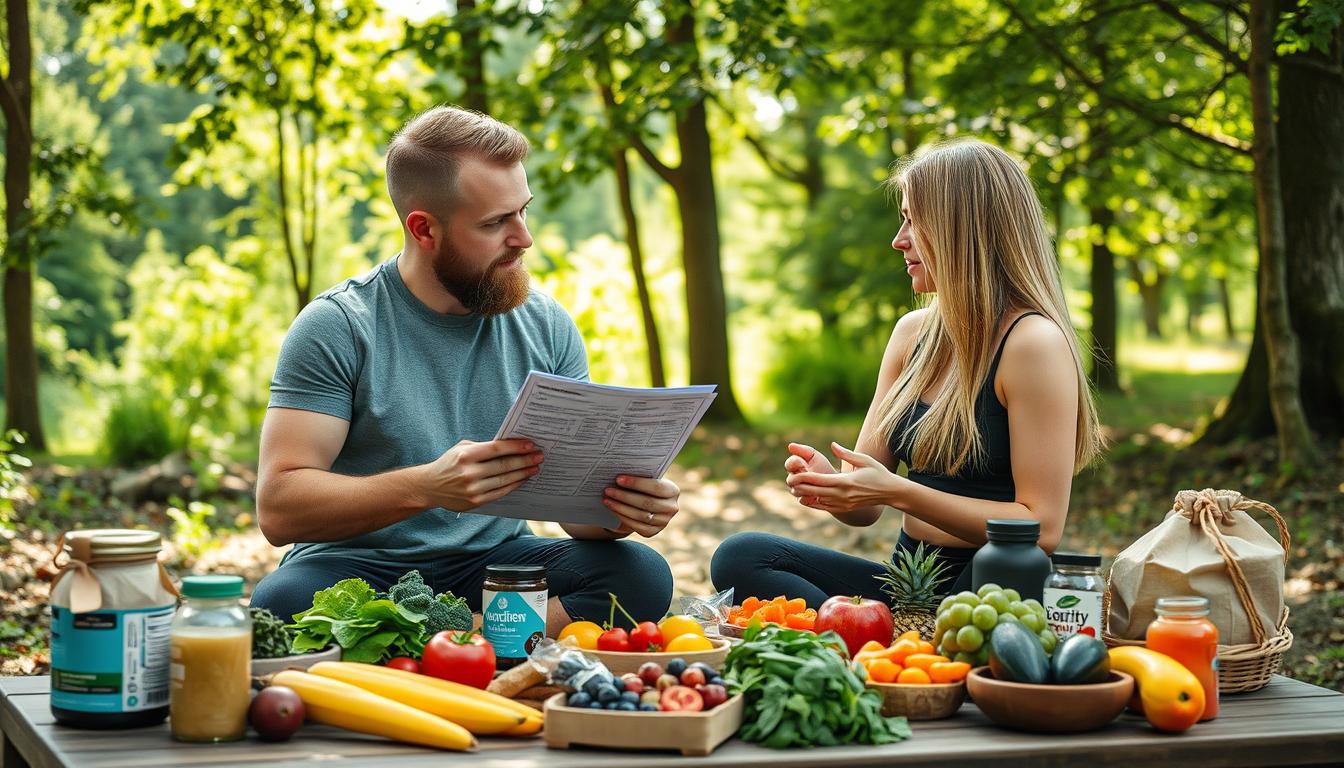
250, 107, 677, 630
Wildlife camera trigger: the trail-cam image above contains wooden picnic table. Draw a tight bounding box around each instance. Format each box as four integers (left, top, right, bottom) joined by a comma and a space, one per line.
3, 673, 1342, 767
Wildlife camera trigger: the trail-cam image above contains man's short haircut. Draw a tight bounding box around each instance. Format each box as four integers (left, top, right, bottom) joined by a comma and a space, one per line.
385, 106, 530, 224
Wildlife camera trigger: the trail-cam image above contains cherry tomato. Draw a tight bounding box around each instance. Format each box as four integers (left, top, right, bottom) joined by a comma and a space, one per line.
421, 630, 495, 690
659, 685, 704, 712
597, 627, 632, 652
629, 621, 664, 652
384, 656, 420, 674
679, 667, 707, 687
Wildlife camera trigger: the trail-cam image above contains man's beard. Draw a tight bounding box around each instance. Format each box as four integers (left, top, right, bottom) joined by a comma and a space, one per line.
432, 239, 530, 316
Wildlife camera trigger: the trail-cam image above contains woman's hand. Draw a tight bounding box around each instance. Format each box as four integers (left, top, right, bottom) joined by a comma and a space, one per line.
785, 442, 900, 515
602, 475, 680, 538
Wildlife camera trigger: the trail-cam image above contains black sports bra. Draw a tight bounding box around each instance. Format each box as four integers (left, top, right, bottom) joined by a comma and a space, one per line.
887, 312, 1041, 502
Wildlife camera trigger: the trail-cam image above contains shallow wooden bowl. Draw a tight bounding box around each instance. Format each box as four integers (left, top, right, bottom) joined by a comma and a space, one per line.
585, 636, 732, 676
865, 680, 966, 720
965, 666, 1134, 733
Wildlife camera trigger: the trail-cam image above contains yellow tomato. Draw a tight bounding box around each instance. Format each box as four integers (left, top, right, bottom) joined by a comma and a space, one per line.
664, 633, 714, 652
658, 615, 704, 642
557, 620, 604, 650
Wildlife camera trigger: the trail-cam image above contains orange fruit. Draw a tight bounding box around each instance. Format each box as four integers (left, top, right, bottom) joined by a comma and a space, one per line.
557, 620, 603, 650
657, 615, 704, 642
897, 667, 932, 685
664, 633, 714, 652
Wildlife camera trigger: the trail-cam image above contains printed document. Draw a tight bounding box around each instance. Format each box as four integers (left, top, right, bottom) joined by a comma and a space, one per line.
474, 372, 717, 527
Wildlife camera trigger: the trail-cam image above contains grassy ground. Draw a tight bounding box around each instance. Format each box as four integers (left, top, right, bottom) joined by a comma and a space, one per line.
2, 355, 1340, 693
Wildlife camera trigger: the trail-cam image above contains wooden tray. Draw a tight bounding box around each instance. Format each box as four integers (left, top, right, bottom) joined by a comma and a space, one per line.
543, 692, 744, 756
585, 636, 732, 676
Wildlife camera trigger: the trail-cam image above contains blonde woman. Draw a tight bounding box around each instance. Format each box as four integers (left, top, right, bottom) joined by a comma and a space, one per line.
711, 139, 1103, 604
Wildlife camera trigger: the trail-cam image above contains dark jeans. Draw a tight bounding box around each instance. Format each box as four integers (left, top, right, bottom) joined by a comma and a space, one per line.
709, 530, 976, 609
250, 534, 673, 625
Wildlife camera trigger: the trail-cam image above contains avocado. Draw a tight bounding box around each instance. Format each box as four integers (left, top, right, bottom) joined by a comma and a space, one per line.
1049, 633, 1111, 685
987, 621, 1050, 684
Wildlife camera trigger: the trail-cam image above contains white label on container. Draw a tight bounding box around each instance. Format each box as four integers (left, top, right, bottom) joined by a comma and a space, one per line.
1043, 588, 1103, 638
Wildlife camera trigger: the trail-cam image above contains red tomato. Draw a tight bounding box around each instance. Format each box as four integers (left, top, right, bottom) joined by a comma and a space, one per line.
597, 627, 632, 652
384, 656, 420, 674
629, 621, 664, 652
421, 630, 495, 690
814, 595, 895, 658
659, 685, 704, 712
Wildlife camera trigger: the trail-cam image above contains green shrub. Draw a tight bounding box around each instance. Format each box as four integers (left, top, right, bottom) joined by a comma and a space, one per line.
101, 390, 180, 465
763, 331, 884, 417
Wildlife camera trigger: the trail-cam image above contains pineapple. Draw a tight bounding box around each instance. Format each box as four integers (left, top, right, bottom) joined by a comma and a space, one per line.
875, 542, 952, 641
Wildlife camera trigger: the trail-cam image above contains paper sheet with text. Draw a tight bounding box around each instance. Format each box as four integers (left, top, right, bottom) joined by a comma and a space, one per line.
474, 372, 717, 527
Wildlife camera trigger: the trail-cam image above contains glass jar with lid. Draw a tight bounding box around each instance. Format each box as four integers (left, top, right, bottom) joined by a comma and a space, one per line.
482, 564, 548, 670
1147, 596, 1219, 721
169, 575, 252, 742
1042, 551, 1104, 637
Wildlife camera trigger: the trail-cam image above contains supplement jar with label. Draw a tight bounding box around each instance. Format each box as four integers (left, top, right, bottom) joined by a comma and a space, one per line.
49, 529, 179, 729
482, 564, 548, 670
170, 575, 252, 742
1042, 551, 1104, 638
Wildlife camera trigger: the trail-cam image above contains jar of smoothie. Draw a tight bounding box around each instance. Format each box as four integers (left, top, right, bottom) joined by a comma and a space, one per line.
1146, 595, 1219, 721
169, 575, 252, 742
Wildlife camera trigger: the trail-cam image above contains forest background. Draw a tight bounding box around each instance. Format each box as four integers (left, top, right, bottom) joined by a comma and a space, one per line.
1, 0, 1341, 690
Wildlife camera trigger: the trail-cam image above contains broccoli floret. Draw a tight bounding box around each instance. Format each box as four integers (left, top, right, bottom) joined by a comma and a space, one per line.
388, 570, 433, 607
425, 592, 473, 634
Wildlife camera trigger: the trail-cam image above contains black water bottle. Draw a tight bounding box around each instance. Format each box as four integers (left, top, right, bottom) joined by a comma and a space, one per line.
970, 519, 1052, 603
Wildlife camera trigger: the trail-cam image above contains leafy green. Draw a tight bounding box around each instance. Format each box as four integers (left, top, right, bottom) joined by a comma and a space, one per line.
249, 607, 294, 659
723, 624, 911, 749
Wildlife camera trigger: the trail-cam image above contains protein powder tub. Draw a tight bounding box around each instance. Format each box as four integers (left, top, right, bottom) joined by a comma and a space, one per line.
49, 529, 178, 728
1042, 551, 1104, 638
482, 564, 547, 670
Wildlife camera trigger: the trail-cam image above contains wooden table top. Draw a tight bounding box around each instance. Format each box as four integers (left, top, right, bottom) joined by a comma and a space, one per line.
3, 674, 1342, 767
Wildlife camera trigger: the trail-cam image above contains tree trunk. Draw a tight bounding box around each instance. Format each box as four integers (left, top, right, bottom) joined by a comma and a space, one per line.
1245, 0, 1319, 467
1277, 40, 1344, 439
611, 148, 666, 388
458, 0, 489, 114
1218, 276, 1236, 341
671, 96, 745, 423
1089, 204, 1121, 392
1200, 299, 1277, 443
1129, 263, 1166, 339
1185, 279, 1204, 339
1, 0, 46, 451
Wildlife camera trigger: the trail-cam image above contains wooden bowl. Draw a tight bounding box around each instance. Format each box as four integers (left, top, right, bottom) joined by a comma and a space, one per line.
866, 680, 965, 720
965, 666, 1134, 733
585, 636, 732, 676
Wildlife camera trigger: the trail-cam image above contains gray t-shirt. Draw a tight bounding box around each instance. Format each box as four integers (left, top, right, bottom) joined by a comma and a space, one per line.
268, 254, 589, 563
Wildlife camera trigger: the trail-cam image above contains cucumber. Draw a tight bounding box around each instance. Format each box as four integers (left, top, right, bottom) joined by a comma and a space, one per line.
1049, 633, 1111, 685
987, 621, 1049, 684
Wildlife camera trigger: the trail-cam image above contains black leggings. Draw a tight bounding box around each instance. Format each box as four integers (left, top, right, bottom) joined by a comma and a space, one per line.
709, 530, 976, 609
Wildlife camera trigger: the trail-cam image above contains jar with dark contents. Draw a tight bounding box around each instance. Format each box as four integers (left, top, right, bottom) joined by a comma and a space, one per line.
482, 564, 548, 670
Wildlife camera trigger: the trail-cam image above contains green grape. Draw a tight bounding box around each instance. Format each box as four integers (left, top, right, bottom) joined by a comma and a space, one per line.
981, 591, 1010, 614
946, 603, 974, 628
953, 651, 977, 666
1039, 628, 1058, 654
955, 625, 985, 652
1023, 598, 1046, 617
935, 611, 953, 632
941, 631, 961, 654
971, 604, 998, 632
954, 591, 981, 607
1009, 601, 1032, 618
974, 646, 991, 667
996, 611, 1019, 624
938, 595, 956, 614
933, 627, 946, 648
975, 583, 1003, 598
1019, 612, 1045, 634
1002, 588, 1022, 603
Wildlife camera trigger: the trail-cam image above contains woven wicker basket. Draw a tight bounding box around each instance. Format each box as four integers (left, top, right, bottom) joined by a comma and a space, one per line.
1101, 489, 1293, 694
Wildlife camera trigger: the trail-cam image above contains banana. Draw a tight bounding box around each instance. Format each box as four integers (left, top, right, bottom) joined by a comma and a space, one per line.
270, 669, 476, 751
338, 662, 544, 736
308, 661, 528, 735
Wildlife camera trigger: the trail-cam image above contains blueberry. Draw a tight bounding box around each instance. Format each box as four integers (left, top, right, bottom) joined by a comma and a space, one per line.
666, 658, 688, 678
588, 700, 605, 709
567, 691, 593, 708
615, 701, 638, 711
690, 662, 717, 678
557, 659, 583, 679
620, 690, 640, 704
638, 703, 660, 712
605, 700, 622, 710
596, 685, 621, 704
612, 676, 627, 692
709, 676, 725, 687
583, 677, 606, 697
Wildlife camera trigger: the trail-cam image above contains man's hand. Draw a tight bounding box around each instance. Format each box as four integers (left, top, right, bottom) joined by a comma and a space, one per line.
601, 475, 680, 538
423, 439, 544, 511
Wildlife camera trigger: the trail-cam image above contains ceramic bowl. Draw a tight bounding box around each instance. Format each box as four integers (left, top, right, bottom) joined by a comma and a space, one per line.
585, 636, 732, 676
250, 644, 341, 677
866, 680, 966, 720
965, 666, 1134, 733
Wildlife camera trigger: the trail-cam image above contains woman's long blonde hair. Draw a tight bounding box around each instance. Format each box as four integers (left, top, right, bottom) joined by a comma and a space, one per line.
875, 138, 1102, 475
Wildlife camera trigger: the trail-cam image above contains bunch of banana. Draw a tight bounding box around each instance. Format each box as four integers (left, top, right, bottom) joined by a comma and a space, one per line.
268, 661, 545, 751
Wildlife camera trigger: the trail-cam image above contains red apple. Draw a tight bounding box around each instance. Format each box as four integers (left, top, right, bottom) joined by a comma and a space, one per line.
815, 595, 894, 657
